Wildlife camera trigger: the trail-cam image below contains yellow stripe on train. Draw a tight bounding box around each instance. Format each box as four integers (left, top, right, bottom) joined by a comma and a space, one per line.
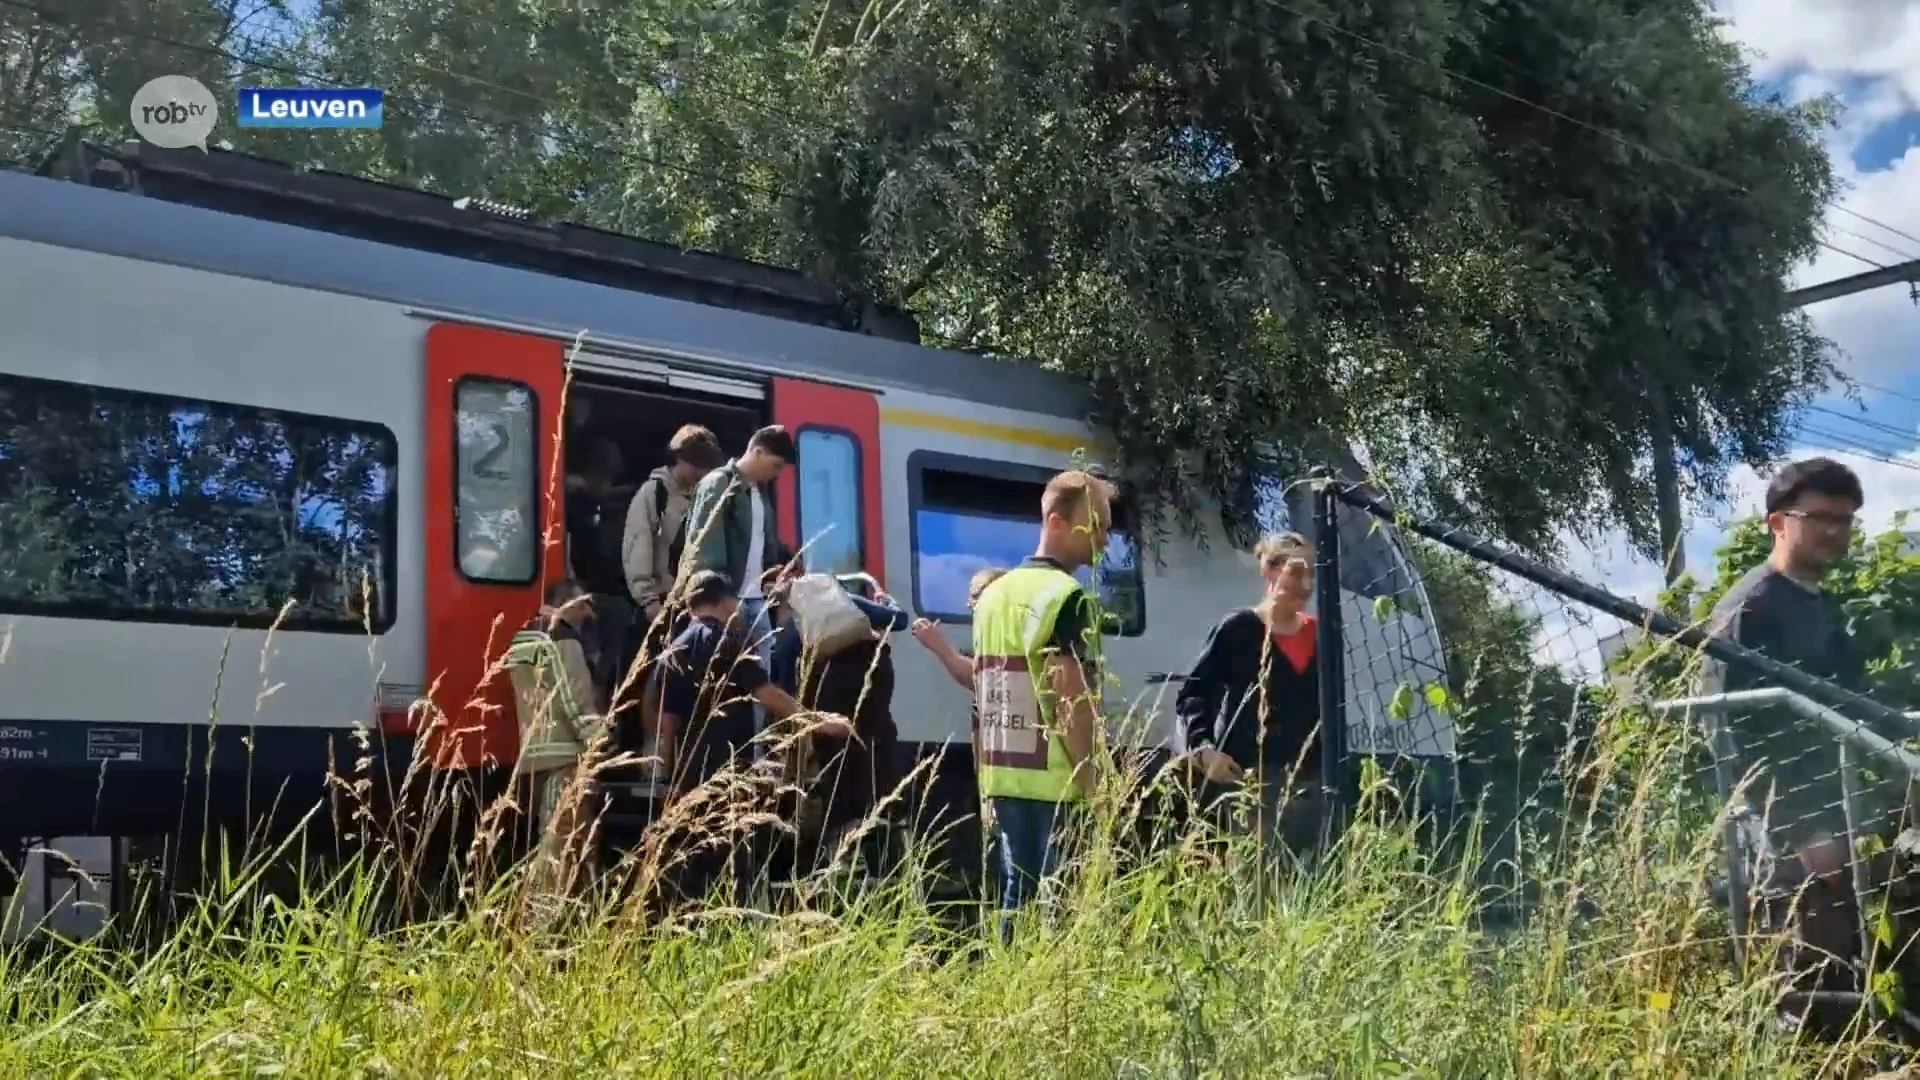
879, 406, 1112, 455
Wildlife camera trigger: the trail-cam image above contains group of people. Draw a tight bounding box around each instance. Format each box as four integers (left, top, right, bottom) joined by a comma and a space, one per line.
506, 419, 1350, 933
509, 427, 1919, 1031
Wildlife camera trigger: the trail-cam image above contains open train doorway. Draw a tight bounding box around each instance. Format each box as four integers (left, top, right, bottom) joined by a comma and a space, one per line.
553, 362, 768, 833
562, 376, 767, 498
558, 358, 770, 598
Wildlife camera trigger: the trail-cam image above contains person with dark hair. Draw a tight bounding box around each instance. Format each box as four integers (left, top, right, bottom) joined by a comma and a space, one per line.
565, 437, 628, 589
653, 569, 849, 908
1701, 456, 1872, 877
1696, 456, 1890, 1033
684, 426, 797, 595
621, 424, 726, 759
625, 424, 726, 626
565, 436, 638, 705
683, 425, 799, 694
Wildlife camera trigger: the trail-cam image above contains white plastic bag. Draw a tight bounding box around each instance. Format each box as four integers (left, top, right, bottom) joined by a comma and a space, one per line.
785, 572, 874, 659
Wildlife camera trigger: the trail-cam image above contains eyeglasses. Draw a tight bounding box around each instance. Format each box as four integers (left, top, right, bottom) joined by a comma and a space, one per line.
1783, 510, 1856, 530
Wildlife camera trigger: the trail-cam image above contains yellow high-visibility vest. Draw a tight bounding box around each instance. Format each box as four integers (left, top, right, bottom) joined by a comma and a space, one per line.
971, 564, 1102, 803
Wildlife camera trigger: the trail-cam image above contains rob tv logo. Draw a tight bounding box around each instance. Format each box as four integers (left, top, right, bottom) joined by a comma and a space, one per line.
237, 86, 383, 128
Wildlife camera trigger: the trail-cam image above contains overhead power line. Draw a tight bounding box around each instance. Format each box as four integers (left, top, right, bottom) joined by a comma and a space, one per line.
1820, 240, 1885, 270
1833, 205, 1920, 252
1797, 422, 1920, 469
1807, 404, 1919, 445
1857, 380, 1920, 408
1832, 223, 1920, 264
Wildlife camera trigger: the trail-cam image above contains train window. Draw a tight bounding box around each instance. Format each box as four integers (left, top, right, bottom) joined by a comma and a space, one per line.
1249, 470, 1420, 610
795, 426, 864, 576
454, 378, 539, 584
0, 373, 398, 633
909, 456, 1145, 636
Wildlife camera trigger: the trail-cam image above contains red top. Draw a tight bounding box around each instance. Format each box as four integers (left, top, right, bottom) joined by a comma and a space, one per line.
1273, 614, 1317, 675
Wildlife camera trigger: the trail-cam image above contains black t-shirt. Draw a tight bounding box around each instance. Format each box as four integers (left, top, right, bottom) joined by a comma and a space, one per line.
1175, 608, 1321, 775
657, 614, 770, 789
1702, 562, 1873, 846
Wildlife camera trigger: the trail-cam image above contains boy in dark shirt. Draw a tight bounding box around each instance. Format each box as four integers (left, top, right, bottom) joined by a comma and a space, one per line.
653, 570, 848, 907
1695, 457, 1908, 1038
1699, 457, 1874, 881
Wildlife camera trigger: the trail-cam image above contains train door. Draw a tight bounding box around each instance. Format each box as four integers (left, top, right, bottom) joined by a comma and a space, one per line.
769, 377, 885, 582
411, 323, 567, 770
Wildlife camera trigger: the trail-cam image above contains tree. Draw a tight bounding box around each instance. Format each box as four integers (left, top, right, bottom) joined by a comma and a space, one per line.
8, 0, 1842, 556
1399, 540, 1592, 828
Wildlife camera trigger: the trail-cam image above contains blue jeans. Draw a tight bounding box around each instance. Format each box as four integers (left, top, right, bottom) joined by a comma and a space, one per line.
985, 796, 1078, 944
734, 596, 778, 668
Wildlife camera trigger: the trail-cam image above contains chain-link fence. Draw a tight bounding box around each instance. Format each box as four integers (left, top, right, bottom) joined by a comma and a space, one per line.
1306, 474, 1920, 1037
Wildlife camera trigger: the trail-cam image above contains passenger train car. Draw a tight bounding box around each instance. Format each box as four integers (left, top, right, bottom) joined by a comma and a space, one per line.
0, 143, 1456, 911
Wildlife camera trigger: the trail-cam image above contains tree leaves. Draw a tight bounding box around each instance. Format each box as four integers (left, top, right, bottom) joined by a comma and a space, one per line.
1, 0, 1839, 555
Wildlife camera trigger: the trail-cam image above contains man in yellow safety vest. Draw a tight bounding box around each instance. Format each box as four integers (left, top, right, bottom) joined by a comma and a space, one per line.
971, 469, 1111, 943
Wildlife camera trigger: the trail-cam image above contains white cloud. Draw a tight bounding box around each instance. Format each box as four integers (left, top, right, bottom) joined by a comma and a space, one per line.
1717, 444, 1920, 531
1720, 0, 1920, 103
1392, 7, 1920, 684
1711, 1, 1920, 382
1792, 146, 1920, 380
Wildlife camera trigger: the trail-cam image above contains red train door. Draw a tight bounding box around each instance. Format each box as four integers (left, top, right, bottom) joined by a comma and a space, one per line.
405, 323, 567, 771
770, 376, 885, 583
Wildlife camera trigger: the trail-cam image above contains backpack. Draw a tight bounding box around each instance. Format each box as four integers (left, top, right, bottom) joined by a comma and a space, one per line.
650, 480, 691, 580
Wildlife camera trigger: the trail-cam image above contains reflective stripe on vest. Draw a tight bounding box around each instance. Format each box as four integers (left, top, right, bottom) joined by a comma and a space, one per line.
971, 565, 1098, 803
505, 629, 591, 768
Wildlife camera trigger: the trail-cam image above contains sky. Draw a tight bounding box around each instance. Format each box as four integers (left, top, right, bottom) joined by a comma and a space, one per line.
1542, 0, 1920, 671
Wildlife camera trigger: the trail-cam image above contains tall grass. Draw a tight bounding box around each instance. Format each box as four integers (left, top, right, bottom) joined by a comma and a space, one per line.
0, 377, 1898, 1075
0, 685, 1898, 1078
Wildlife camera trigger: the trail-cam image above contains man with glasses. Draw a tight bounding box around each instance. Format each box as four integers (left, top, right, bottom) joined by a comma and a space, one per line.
1701, 456, 1869, 878
1698, 457, 1884, 1034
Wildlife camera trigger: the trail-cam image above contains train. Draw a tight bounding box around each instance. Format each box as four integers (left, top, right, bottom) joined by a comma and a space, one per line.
0, 140, 1457, 934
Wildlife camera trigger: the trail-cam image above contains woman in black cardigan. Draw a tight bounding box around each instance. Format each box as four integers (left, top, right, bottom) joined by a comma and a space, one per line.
1174, 532, 1329, 859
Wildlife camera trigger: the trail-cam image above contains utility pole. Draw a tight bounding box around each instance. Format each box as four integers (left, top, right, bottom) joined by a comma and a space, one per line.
1788, 258, 1920, 309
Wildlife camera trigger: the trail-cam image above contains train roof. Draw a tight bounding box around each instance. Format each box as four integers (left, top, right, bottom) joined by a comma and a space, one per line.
0, 140, 1089, 420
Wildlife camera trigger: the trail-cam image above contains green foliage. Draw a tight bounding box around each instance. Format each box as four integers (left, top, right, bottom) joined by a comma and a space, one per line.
1393, 539, 1609, 861
0, 0, 1840, 556
0, 762, 1859, 1077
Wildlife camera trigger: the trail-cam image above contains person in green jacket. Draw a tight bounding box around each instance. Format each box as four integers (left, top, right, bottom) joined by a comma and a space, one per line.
971, 469, 1112, 943
682, 425, 797, 695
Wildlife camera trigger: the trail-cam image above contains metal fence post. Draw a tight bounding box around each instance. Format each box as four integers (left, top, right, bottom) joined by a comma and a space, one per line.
1310, 469, 1350, 841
